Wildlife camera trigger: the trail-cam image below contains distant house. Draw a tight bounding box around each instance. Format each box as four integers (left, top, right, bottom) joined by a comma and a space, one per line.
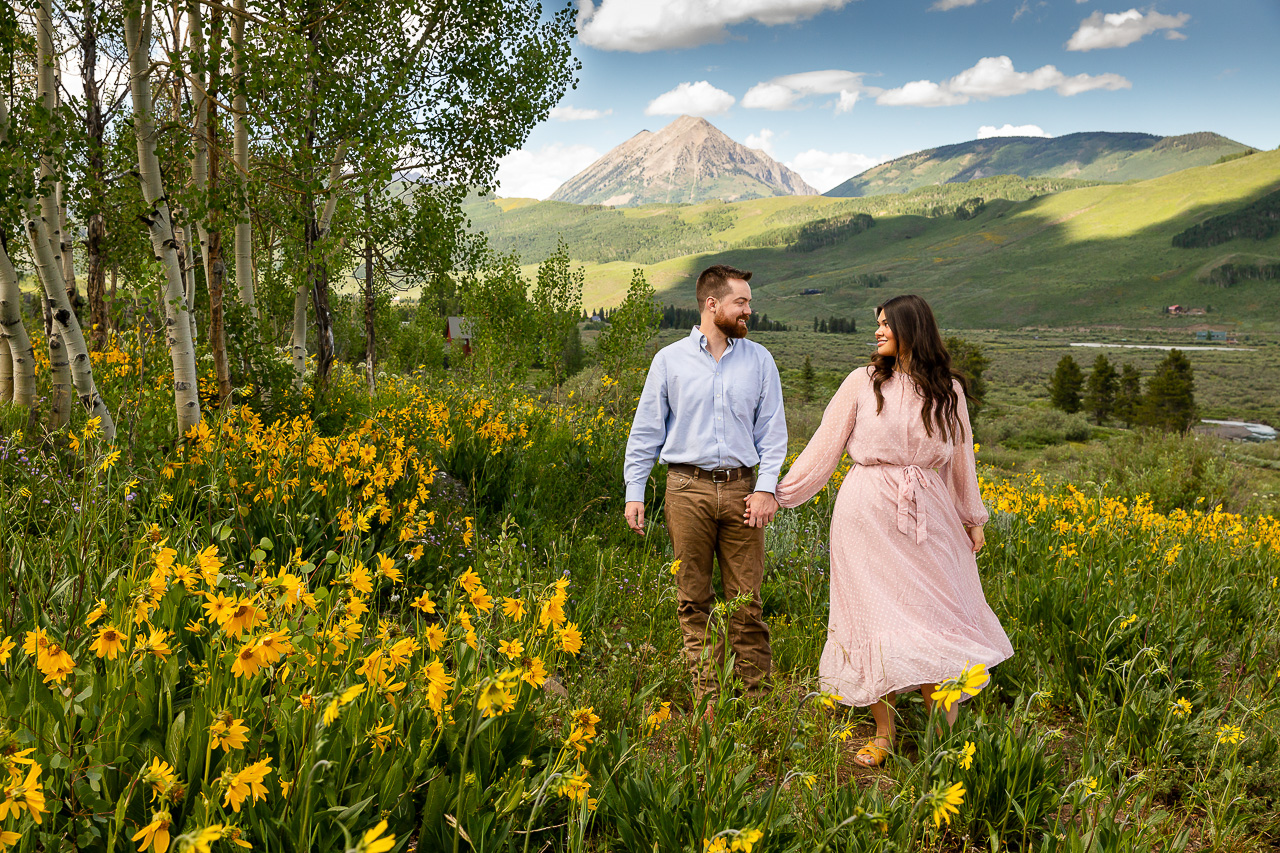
445, 316, 474, 355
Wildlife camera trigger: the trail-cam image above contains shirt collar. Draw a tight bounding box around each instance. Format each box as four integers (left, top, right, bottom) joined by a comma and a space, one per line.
690, 325, 736, 355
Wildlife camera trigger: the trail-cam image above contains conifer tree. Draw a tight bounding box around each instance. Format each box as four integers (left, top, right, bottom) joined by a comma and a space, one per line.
1141, 349, 1197, 432
1049, 354, 1084, 414
799, 354, 815, 404
1114, 364, 1143, 427
945, 336, 989, 419
1084, 354, 1118, 425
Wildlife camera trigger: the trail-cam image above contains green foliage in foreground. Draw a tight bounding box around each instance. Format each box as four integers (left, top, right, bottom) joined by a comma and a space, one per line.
1, 360, 1278, 851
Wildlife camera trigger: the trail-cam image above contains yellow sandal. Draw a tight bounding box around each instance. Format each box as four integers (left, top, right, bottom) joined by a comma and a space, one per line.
854, 736, 893, 768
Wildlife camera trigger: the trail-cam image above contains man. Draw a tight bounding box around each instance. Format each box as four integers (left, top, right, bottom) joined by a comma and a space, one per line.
623, 264, 787, 703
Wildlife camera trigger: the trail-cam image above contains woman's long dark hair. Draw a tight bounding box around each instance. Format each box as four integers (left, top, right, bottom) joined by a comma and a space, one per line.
870, 294, 967, 442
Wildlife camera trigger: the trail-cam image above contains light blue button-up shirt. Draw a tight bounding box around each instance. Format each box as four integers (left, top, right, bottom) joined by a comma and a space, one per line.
624, 327, 788, 503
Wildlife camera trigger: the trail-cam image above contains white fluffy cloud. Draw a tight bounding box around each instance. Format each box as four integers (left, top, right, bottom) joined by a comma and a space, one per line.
745, 129, 777, 156
977, 123, 1051, 138
495, 143, 602, 200
742, 70, 875, 113
876, 55, 1130, 106
549, 106, 613, 121
645, 81, 736, 116
1067, 8, 1190, 51
930, 0, 981, 9
785, 149, 887, 193
577, 0, 855, 52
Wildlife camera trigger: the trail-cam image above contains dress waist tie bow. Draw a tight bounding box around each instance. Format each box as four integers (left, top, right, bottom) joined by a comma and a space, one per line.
897, 464, 930, 545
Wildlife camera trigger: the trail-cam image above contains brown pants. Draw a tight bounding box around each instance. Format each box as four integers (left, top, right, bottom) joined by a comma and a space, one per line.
664, 468, 772, 698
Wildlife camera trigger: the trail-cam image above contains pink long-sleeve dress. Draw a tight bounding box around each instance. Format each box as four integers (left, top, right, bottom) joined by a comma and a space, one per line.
777, 366, 1012, 707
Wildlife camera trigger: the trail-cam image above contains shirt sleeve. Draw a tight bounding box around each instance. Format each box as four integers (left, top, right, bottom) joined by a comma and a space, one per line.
623, 353, 669, 503
776, 368, 862, 508
751, 351, 788, 495
941, 381, 989, 527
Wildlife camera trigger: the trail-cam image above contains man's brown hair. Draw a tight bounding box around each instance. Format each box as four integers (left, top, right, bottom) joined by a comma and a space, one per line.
696, 264, 752, 309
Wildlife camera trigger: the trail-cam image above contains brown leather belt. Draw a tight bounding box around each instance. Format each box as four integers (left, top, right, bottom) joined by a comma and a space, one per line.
667, 463, 753, 484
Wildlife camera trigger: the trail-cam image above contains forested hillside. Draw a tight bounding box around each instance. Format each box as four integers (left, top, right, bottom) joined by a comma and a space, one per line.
825, 131, 1250, 197
476, 149, 1280, 331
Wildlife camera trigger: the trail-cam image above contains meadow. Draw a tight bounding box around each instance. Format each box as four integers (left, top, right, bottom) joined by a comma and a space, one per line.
463, 149, 1280, 334
0, 324, 1277, 852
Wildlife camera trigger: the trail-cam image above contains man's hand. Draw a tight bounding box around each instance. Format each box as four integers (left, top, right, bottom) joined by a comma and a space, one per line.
624, 501, 646, 535
743, 491, 779, 528
967, 525, 985, 553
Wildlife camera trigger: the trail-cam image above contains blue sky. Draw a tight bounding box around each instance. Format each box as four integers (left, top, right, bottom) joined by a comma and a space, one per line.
495, 0, 1280, 197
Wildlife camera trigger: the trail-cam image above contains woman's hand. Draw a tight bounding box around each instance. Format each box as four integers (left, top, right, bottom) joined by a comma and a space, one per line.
967, 525, 985, 554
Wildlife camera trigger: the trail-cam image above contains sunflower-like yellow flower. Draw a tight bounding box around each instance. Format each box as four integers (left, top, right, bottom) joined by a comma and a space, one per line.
930, 781, 965, 827
221, 758, 272, 813
142, 758, 178, 801
559, 622, 583, 656
91, 625, 126, 660
85, 599, 109, 626
959, 741, 976, 771
410, 591, 436, 614
374, 554, 402, 583
645, 701, 672, 733
498, 638, 523, 661
0, 764, 46, 824
501, 597, 526, 621
209, 714, 250, 751
131, 810, 171, 853
231, 641, 266, 679
356, 820, 396, 853
730, 828, 763, 852
931, 663, 989, 712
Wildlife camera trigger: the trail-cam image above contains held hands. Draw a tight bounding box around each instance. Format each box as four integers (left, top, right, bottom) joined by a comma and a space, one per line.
624, 501, 646, 535
967, 525, 985, 553
743, 491, 779, 528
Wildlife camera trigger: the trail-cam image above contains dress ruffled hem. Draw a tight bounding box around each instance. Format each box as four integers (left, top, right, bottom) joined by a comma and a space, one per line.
817, 625, 1013, 708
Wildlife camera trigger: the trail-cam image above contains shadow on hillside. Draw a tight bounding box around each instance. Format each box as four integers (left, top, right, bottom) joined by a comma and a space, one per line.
647, 169, 1280, 330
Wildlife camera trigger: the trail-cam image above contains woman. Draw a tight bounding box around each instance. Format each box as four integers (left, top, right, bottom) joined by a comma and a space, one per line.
776, 295, 1012, 767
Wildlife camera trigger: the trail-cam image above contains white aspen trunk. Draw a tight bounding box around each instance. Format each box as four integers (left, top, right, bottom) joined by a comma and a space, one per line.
289, 145, 345, 383
231, 0, 255, 317
0, 240, 37, 408
290, 281, 308, 381
125, 0, 202, 432
57, 183, 79, 306
36, 0, 73, 426
0, 103, 38, 408
188, 0, 209, 349
24, 200, 117, 439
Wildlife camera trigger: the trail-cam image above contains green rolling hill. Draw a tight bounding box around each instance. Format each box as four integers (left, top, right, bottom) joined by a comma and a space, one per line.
825, 131, 1252, 198
466, 149, 1280, 331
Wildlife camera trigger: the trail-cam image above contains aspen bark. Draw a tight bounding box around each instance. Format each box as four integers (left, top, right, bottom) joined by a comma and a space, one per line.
57, 184, 79, 308
24, 199, 117, 439
0, 236, 37, 408
0, 103, 37, 408
364, 191, 375, 394
125, 0, 202, 432
36, 0, 73, 426
82, 0, 109, 349
290, 144, 344, 384
231, 0, 255, 317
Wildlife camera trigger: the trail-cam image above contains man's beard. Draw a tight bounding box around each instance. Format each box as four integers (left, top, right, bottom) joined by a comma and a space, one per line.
714, 310, 749, 339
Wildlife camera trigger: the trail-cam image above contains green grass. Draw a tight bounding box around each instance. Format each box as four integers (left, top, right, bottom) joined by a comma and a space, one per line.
468, 150, 1280, 332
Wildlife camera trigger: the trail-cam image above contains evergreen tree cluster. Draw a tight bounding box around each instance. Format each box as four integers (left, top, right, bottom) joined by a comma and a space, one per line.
1171, 188, 1280, 248
1204, 261, 1280, 288
812, 316, 858, 334
1049, 351, 1197, 432
646, 304, 788, 331
785, 213, 875, 253
953, 197, 987, 221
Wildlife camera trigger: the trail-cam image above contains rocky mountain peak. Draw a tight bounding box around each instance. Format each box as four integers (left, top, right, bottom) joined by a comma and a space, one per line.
549, 116, 817, 207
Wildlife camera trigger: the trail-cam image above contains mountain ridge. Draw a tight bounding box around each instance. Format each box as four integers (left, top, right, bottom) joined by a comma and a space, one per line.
827, 130, 1251, 197
549, 115, 818, 206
